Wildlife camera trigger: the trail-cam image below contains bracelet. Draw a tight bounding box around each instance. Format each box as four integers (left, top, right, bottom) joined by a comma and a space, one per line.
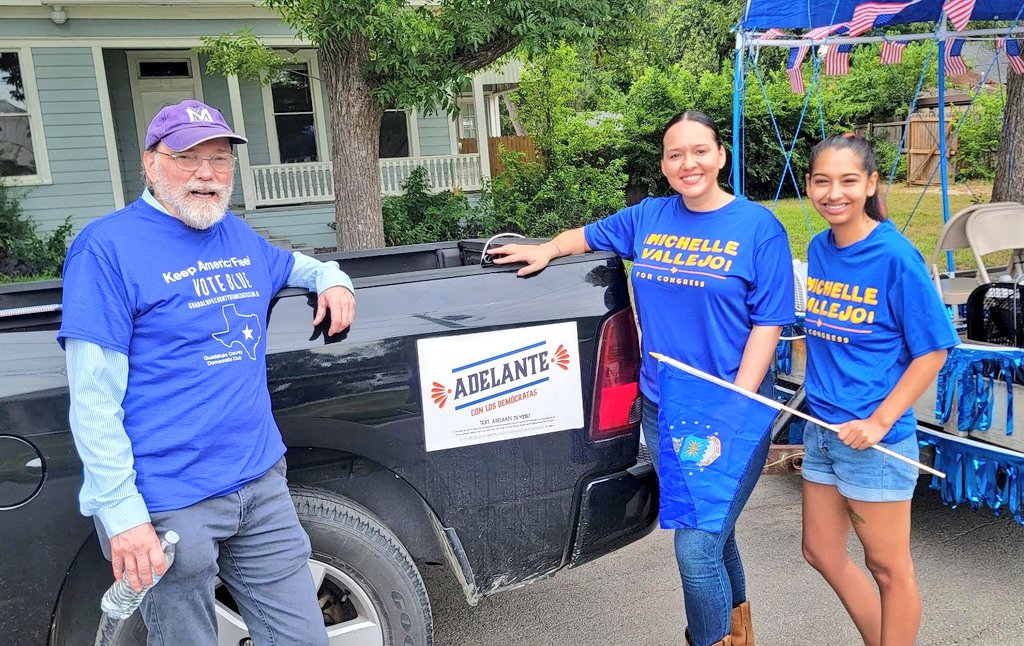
548, 240, 563, 257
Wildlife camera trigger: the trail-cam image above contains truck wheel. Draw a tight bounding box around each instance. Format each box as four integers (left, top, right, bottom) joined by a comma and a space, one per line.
292, 485, 433, 646
103, 486, 433, 646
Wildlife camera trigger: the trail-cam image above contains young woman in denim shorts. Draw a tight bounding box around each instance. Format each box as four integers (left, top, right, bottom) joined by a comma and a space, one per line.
799, 133, 958, 646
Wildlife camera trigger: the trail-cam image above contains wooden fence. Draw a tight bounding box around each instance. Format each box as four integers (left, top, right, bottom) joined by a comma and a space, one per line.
854, 116, 958, 185
458, 135, 538, 175
906, 116, 958, 185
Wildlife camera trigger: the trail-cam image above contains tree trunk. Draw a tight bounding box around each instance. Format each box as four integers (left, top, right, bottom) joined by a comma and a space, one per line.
320, 36, 385, 250
993, 72, 1024, 203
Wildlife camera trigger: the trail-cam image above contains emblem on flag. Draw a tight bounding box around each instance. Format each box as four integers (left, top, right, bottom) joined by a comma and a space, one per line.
673, 434, 722, 467
655, 357, 777, 533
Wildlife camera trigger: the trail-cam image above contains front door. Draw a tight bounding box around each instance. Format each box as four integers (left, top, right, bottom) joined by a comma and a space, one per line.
126, 51, 204, 150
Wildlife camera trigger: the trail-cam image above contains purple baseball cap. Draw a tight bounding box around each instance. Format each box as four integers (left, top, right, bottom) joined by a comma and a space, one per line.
144, 99, 248, 151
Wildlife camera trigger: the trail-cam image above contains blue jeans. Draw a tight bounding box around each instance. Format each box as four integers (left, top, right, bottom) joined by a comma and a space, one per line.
96, 458, 328, 646
642, 386, 772, 646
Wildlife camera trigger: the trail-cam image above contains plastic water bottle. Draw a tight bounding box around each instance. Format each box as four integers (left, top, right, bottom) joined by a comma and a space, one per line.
99, 531, 179, 620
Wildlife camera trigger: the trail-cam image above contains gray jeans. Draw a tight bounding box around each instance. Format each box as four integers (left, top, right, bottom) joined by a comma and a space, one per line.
96, 458, 328, 646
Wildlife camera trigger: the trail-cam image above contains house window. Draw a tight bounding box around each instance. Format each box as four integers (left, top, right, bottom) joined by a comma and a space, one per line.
0, 52, 37, 178
457, 100, 477, 139
270, 63, 319, 163
138, 60, 192, 78
380, 110, 410, 158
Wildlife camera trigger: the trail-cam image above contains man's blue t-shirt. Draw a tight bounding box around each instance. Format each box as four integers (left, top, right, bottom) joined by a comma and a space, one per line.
58, 198, 295, 512
804, 219, 958, 444
585, 195, 795, 403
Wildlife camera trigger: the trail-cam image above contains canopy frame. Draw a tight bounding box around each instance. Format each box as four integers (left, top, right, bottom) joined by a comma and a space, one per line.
731, 17, 1024, 265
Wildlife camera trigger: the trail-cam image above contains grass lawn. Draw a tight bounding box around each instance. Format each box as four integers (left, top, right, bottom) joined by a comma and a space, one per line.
762, 182, 993, 269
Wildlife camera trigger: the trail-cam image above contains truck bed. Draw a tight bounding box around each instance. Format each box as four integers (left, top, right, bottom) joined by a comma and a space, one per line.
0, 238, 657, 645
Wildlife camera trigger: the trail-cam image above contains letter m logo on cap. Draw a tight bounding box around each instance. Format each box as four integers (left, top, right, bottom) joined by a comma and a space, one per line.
186, 107, 214, 123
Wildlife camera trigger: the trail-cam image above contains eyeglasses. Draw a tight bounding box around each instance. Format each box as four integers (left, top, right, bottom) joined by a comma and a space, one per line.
155, 150, 236, 173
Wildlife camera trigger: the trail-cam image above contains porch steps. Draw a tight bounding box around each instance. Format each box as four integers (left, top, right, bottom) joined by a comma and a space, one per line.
250, 226, 316, 256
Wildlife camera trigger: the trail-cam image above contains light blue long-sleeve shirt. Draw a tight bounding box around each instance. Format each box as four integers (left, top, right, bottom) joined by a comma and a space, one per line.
65, 191, 353, 537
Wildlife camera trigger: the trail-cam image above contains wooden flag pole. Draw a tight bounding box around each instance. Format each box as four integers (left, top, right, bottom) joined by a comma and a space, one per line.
650, 352, 946, 479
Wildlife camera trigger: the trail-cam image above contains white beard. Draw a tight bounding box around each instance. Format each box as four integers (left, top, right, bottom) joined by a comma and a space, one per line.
151, 164, 233, 230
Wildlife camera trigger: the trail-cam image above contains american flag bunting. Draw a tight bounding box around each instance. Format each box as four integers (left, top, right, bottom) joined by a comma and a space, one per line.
848, 1, 918, 37
942, 0, 977, 32
803, 24, 848, 41
999, 39, 1024, 75
824, 43, 854, 76
823, 25, 853, 76
787, 47, 807, 93
880, 40, 907, 64
944, 38, 968, 77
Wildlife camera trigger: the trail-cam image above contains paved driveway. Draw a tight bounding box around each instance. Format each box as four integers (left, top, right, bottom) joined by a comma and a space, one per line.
424, 474, 1024, 645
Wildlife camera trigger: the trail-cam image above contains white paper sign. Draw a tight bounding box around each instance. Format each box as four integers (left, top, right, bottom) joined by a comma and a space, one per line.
417, 322, 585, 452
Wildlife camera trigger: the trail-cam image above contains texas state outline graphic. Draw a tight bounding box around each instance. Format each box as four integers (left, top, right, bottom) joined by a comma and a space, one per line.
211, 304, 263, 359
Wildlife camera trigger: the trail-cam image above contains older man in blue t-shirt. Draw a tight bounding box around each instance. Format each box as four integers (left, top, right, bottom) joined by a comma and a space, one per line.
58, 100, 353, 645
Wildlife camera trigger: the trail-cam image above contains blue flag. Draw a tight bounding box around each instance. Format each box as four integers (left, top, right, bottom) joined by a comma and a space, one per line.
657, 360, 778, 533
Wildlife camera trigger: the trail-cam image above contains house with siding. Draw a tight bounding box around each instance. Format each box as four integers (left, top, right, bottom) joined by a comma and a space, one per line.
0, 0, 521, 250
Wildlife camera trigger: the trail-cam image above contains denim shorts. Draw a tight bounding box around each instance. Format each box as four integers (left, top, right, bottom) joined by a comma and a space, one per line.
801, 422, 919, 502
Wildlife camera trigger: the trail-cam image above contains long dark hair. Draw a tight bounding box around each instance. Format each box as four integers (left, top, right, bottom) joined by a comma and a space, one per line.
808, 133, 888, 222
661, 110, 723, 151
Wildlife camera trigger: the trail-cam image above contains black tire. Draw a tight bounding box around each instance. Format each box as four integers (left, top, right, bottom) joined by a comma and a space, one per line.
101, 486, 433, 646
293, 484, 434, 646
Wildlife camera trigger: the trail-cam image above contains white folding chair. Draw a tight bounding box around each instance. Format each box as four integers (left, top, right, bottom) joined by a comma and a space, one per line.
928, 203, 1002, 309
964, 204, 1024, 284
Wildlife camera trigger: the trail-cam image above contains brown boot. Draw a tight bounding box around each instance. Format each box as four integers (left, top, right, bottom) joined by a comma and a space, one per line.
729, 601, 755, 646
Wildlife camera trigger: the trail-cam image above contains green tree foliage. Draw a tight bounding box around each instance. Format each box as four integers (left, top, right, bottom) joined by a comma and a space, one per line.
955, 88, 1006, 181
816, 41, 937, 126
603, 39, 945, 202
201, 28, 293, 85
592, 0, 740, 91
486, 44, 627, 236
0, 182, 71, 281
513, 44, 584, 159
381, 167, 493, 246
203, 0, 636, 250
485, 148, 628, 237
871, 138, 908, 183
616, 67, 691, 200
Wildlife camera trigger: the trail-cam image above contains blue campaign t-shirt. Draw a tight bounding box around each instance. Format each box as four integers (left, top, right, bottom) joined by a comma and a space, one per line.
58, 198, 295, 513
585, 195, 795, 403
804, 219, 958, 444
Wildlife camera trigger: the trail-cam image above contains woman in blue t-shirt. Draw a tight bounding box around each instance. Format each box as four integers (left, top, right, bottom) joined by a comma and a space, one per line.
801, 133, 958, 646
490, 111, 795, 646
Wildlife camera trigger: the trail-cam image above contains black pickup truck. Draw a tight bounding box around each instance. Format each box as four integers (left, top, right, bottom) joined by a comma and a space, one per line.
0, 238, 657, 646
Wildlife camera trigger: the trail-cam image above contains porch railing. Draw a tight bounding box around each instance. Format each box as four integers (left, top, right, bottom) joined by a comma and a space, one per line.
379, 154, 483, 195
250, 154, 484, 207
251, 162, 333, 207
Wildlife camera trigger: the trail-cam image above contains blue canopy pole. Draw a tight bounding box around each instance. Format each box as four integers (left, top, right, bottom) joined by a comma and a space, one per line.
732, 29, 745, 197
937, 16, 954, 273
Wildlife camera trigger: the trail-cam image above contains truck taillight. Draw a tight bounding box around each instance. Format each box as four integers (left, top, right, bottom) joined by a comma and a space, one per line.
589, 307, 641, 441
